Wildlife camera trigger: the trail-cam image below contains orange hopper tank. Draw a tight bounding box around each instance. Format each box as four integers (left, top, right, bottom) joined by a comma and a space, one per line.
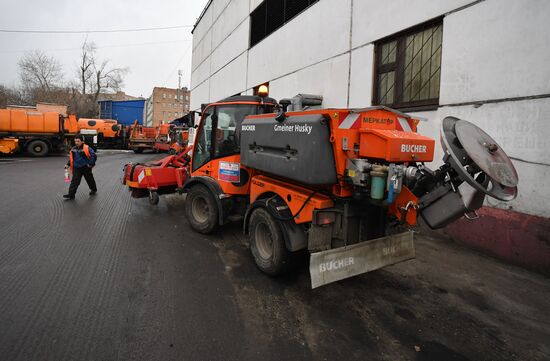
0, 109, 77, 134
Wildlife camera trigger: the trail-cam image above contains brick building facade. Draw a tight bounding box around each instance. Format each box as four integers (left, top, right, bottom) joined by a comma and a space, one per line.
144, 87, 190, 127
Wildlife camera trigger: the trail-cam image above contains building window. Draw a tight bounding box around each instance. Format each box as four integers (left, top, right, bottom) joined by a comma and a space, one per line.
374, 20, 443, 110
250, 0, 319, 48
163, 93, 166, 99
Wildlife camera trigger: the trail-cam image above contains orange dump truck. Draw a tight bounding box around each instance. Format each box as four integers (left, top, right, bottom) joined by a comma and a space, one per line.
152, 123, 174, 153
150, 124, 189, 154
0, 109, 78, 156
129, 121, 157, 153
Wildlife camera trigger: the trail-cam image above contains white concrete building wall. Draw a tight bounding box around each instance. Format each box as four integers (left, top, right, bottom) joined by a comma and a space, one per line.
190, 0, 550, 218
211, 0, 249, 50
247, 0, 350, 89
210, 19, 249, 74
351, 0, 476, 47
439, 0, 550, 103
268, 54, 350, 107
210, 52, 248, 101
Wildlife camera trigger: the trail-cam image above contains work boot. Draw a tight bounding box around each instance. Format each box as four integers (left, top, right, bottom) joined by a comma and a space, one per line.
63, 194, 75, 200
89, 190, 97, 196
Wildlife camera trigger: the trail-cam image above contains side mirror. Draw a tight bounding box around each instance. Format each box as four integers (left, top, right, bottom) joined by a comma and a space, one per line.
275, 107, 286, 123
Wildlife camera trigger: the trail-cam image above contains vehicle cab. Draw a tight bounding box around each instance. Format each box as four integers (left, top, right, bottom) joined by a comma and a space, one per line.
188, 95, 276, 196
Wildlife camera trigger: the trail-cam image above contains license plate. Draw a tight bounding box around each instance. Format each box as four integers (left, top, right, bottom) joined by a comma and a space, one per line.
309, 231, 415, 288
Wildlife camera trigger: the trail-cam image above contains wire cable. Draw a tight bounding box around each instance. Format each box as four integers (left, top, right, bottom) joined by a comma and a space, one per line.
267, 191, 319, 222
0, 25, 193, 34
0, 39, 191, 54
162, 42, 193, 86
510, 156, 550, 167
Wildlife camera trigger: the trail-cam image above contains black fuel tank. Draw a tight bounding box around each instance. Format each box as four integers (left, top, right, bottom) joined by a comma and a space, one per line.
240, 113, 337, 185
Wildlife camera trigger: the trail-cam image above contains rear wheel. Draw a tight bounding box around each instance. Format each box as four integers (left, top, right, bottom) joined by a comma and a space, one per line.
249, 207, 291, 276
26, 140, 49, 157
133, 148, 144, 154
185, 184, 218, 234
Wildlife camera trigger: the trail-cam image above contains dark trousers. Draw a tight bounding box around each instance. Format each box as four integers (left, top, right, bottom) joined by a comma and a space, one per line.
69, 166, 97, 196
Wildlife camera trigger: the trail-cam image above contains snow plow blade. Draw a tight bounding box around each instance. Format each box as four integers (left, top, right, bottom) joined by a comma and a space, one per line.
309, 231, 415, 288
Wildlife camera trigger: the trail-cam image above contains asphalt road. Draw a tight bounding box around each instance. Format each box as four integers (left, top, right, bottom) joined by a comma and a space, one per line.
0, 151, 549, 361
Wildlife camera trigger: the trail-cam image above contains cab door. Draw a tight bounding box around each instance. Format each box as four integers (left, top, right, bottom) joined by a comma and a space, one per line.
191, 106, 215, 177
191, 103, 260, 195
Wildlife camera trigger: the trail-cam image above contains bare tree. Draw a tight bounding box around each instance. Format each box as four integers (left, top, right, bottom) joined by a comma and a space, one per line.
18, 50, 63, 93
92, 59, 127, 101
72, 40, 128, 117
77, 40, 128, 102
8, 42, 128, 117
78, 41, 95, 95
0, 84, 16, 108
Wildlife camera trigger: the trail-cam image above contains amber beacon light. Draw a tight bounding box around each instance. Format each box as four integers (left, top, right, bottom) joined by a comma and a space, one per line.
258, 84, 269, 97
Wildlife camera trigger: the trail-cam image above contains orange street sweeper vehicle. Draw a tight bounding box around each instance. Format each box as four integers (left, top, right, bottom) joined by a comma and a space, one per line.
122, 93, 518, 288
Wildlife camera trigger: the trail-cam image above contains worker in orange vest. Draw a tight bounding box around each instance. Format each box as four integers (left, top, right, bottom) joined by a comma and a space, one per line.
63, 135, 97, 200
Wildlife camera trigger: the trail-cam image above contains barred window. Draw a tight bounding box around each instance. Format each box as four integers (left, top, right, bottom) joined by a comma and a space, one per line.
374, 20, 443, 110
250, 0, 319, 48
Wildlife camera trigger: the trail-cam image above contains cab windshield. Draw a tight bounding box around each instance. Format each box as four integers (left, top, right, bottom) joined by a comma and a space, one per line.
193, 103, 269, 171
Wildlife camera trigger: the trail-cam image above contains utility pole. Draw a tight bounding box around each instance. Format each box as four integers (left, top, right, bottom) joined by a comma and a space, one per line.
178, 70, 183, 116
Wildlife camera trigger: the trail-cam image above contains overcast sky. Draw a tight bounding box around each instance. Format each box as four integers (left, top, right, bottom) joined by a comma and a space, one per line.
0, 0, 208, 97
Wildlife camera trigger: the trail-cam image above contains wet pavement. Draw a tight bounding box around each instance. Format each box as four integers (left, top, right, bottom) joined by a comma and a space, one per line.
0, 151, 549, 361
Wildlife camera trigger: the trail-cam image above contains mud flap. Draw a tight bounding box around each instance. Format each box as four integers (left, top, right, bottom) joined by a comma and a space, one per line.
309, 231, 415, 289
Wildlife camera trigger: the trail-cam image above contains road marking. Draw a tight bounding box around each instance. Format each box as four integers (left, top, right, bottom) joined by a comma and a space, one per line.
98, 149, 134, 153
0, 159, 34, 164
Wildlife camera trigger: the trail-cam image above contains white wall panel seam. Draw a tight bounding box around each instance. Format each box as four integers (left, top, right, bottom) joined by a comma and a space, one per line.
192, 49, 249, 92
346, 0, 354, 108
192, 15, 249, 73
192, 0, 247, 55
444, 0, 485, 16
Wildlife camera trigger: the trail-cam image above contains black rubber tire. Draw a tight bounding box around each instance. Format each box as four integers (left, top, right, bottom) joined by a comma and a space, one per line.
249, 207, 291, 276
26, 140, 49, 157
149, 191, 159, 205
185, 184, 219, 234
133, 148, 144, 154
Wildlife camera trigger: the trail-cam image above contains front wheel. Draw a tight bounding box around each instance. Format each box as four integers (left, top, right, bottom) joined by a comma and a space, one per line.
148, 191, 159, 205
133, 148, 143, 154
249, 208, 292, 276
185, 184, 219, 234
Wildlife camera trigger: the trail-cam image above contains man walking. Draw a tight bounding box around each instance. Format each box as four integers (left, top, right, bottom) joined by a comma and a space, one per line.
63, 135, 97, 199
